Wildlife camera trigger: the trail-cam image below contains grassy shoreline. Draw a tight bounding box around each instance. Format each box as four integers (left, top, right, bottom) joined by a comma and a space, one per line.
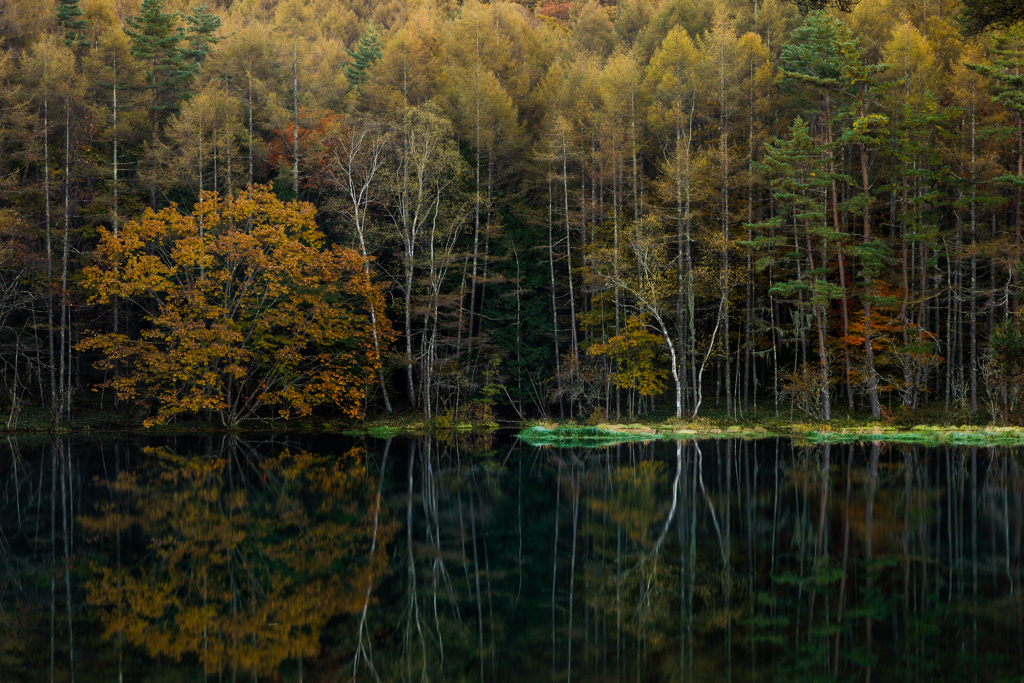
354, 408, 1024, 447
516, 421, 1024, 447
7, 405, 1024, 447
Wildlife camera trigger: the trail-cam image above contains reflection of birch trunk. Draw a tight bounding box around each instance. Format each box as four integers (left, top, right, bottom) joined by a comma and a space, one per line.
833, 445, 852, 676
402, 441, 428, 681
469, 483, 486, 682
479, 477, 498, 679
631, 443, 685, 648
551, 459, 560, 672
864, 442, 879, 683
7, 436, 22, 528
680, 443, 697, 681
567, 468, 579, 683
695, 443, 728, 566
352, 437, 390, 683
115, 444, 123, 683
651, 443, 683, 555
57, 440, 74, 683
903, 450, 912, 618
725, 440, 732, 682
972, 448, 980, 683
421, 438, 458, 670
744, 443, 755, 629
808, 443, 830, 639
50, 439, 56, 683
516, 457, 524, 607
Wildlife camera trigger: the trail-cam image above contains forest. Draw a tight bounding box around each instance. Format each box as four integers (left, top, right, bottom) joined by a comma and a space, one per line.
2, 0, 1024, 427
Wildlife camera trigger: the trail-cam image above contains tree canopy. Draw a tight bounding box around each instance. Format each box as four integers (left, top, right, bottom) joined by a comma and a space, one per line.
5, 0, 1024, 426
80, 186, 394, 426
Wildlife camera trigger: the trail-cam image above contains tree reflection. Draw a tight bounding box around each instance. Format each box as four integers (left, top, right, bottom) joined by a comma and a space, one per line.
80, 440, 397, 677
1, 436, 1022, 682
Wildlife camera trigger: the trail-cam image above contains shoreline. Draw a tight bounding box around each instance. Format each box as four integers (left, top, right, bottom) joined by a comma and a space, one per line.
515, 422, 1024, 447
6, 413, 1024, 447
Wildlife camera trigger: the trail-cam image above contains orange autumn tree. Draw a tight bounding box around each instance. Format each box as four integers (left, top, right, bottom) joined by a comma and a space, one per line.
80, 186, 395, 426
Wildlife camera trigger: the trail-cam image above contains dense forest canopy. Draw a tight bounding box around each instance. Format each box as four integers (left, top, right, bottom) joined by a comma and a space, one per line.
3, 0, 1024, 426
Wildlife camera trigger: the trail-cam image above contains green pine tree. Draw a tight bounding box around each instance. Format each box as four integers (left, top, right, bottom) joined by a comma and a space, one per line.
125, 0, 194, 209
182, 5, 222, 68
780, 11, 891, 417
125, 0, 192, 130
56, 0, 88, 47
346, 22, 382, 91
747, 116, 842, 420
967, 26, 1024, 314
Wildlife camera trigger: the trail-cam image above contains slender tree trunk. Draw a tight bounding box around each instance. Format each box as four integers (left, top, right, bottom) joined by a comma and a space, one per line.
247, 63, 253, 191
970, 102, 979, 412
685, 107, 697, 415
860, 88, 880, 418
292, 38, 299, 196
825, 95, 854, 410
562, 128, 579, 373
806, 221, 831, 420
654, 313, 683, 418
41, 76, 59, 424
548, 176, 563, 416
745, 57, 756, 413
404, 235, 416, 408
61, 99, 72, 425
468, 25, 482, 355
1015, 115, 1023, 315
720, 51, 732, 418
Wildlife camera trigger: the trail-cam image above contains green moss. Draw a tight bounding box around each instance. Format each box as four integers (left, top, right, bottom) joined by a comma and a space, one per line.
517, 425, 659, 448
520, 419, 1024, 448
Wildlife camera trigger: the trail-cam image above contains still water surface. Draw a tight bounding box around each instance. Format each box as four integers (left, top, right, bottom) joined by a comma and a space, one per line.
0, 433, 1021, 682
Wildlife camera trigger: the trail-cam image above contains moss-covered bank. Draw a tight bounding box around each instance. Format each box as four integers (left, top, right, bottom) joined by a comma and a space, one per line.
516, 421, 1024, 448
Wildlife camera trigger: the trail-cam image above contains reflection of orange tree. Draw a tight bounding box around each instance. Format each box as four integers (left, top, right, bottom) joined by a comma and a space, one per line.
80, 445, 396, 676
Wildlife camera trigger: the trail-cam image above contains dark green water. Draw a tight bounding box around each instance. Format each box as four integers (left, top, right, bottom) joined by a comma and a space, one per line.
0, 433, 1022, 682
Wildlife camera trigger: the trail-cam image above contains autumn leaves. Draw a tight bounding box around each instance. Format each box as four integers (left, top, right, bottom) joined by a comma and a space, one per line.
79, 187, 395, 426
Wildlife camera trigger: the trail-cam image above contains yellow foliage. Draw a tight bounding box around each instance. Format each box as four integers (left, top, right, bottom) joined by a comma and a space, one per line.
82, 445, 397, 677
79, 186, 396, 426
588, 315, 668, 396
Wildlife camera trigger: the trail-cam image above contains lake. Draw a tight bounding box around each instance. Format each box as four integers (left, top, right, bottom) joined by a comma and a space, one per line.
0, 433, 1021, 681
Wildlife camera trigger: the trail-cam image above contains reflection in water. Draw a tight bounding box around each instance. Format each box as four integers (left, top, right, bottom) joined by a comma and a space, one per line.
0, 435, 1022, 681
81, 438, 397, 678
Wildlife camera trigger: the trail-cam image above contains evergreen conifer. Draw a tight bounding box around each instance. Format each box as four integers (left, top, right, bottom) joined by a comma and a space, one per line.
56, 0, 88, 47
346, 22, 382, 91
125, 0, 192, 128
182, 5, 222, 67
